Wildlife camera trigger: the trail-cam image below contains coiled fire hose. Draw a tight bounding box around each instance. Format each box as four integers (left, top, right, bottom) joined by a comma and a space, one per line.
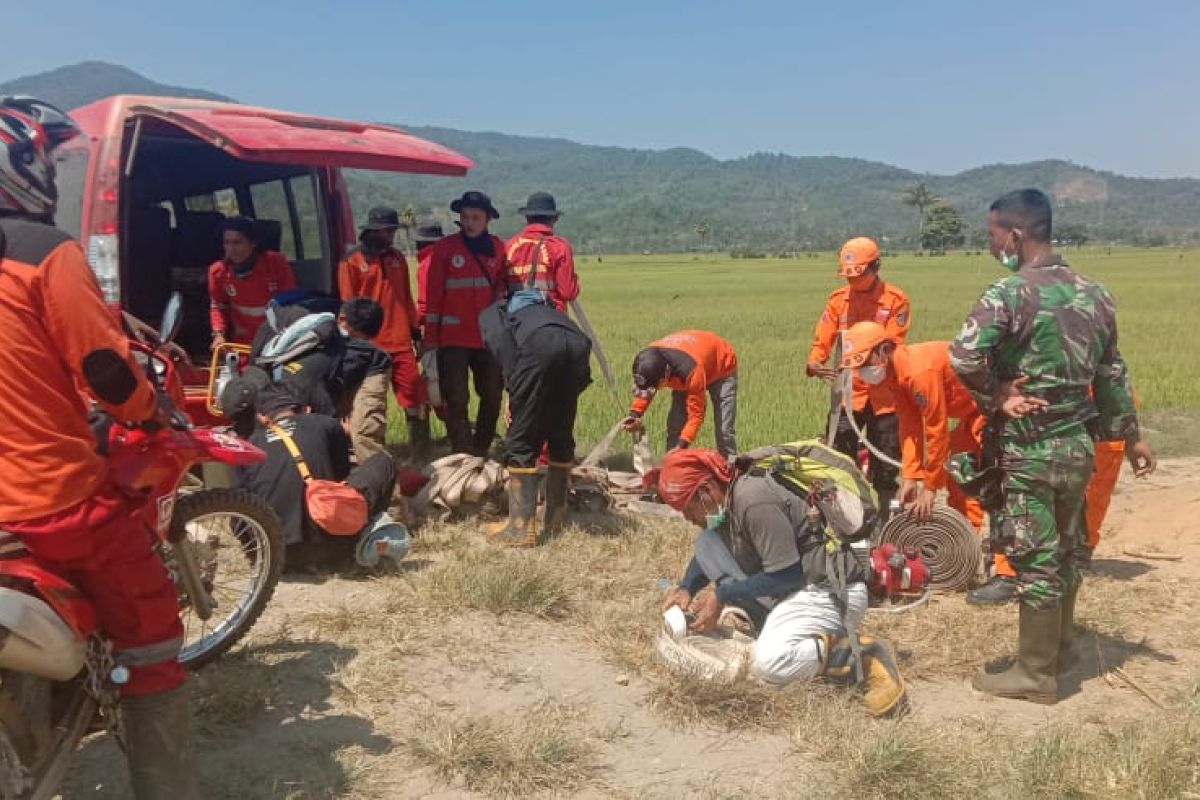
877, 504, 980, 591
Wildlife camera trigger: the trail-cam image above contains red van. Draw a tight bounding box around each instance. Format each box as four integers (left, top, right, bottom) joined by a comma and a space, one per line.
58, 95, 472, 418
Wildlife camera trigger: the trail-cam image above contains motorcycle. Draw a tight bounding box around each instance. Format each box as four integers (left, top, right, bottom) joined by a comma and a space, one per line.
0, 293, 284, 799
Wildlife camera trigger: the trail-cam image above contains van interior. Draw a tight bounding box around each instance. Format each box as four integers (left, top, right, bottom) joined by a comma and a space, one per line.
122, 118, 336, 357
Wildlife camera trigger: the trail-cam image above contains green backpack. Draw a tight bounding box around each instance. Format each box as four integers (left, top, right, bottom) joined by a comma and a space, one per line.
736, 439, 880, 543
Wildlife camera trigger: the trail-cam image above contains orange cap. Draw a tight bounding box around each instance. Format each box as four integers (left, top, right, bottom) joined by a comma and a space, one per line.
838, 237, 881, 278
840, 321, 889, 368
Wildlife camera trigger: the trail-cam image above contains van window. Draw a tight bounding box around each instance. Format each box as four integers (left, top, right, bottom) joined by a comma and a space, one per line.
184, 193, 217, 213
248, 173, 325, 262
53, 143, 90, 239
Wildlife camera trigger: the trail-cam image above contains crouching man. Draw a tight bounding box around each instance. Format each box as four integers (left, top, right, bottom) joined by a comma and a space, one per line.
228, 382, 408, 567
656, 448, 906, 716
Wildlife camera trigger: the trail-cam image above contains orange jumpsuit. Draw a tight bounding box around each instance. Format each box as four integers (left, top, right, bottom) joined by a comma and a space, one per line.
338, 245, 424, 410
1085, 440, 1126, 548
807, 280, 911, 414
888, 341, 1017, 577
629, 331, 738, 448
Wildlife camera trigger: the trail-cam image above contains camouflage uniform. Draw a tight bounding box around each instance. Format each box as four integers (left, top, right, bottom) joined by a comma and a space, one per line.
949, 255, 1138, 609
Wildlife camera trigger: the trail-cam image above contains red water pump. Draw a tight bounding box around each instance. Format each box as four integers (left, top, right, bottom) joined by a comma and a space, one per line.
870, 543, 930, 599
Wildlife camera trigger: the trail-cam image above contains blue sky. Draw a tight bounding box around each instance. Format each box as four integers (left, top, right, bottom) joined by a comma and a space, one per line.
7, 0, 1199, 177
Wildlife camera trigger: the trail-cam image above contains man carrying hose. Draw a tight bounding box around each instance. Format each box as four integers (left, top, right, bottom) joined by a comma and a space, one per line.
622, 330, 738, 456
950, 189, 1154, 703
838, 321, 1020, 604
806, 237, 910, 513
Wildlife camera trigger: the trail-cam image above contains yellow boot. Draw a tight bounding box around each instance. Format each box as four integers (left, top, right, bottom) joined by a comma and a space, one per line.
821, 633, 908, 717
485, 468, 542, 547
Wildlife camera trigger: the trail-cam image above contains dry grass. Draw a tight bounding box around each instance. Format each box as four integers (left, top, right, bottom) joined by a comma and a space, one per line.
191, 650, 281, 737
422, 549, 572, 619
403, 699, 605, 797
865, 594, 1014, 679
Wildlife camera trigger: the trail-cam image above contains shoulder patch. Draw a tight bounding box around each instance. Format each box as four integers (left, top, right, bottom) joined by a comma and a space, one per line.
0, 218, 72, 267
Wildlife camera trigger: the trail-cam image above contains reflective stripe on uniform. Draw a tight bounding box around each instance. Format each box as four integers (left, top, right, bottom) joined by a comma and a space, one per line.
444, 277, 492, 289
426, 313, 461, 325
0, 530, 28, 558
231, 304, 267, 317
116, 635, 183, 667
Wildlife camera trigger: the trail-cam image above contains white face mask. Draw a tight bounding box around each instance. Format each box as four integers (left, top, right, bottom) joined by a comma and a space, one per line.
858, 365, 887, 385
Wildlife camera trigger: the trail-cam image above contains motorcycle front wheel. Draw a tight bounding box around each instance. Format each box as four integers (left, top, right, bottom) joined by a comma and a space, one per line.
167, 489, 284, 669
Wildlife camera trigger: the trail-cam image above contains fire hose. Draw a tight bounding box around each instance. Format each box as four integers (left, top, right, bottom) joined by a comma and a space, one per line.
876, 504, 980, 591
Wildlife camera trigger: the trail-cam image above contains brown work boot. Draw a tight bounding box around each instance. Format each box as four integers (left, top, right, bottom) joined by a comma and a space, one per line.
1057, 585, 1080, 674
542, 461, 572, 539
485, 468, 541, 548
972, 602, 1061, 703
819, 634, 908, 716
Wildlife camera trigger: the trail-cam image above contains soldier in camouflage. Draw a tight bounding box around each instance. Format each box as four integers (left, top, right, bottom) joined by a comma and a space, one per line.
949, 188, 1156, 704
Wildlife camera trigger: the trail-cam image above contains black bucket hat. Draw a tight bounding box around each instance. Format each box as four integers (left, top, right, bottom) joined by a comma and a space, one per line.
414, 221, 444, 244
362, 206, 401, 231
519, 191, 561, 218
450, 191, 499, 220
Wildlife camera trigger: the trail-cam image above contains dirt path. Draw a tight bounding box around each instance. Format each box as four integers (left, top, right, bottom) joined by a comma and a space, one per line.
61, 458, 1200, 798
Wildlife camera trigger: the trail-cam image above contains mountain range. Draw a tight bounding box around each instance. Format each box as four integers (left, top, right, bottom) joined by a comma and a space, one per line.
4, 62, 1197, 251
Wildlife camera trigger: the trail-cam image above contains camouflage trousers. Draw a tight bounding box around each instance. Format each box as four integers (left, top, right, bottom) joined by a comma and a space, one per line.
993, 431, 1094, 610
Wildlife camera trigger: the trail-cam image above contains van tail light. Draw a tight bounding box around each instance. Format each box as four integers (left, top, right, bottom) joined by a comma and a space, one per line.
87, 234, 120, 302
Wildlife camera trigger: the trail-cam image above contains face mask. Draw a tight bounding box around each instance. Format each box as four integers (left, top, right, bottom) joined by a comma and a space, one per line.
847, 274, 877, 292
858, 365, 886, 385
997, 232, 1020, 272
705, 508, 728, 530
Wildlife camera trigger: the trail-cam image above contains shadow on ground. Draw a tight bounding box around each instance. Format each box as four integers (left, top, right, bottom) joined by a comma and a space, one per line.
63, 640, 389, 799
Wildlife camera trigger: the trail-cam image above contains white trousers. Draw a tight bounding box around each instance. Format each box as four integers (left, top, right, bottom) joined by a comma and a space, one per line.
750, 582, 868, 684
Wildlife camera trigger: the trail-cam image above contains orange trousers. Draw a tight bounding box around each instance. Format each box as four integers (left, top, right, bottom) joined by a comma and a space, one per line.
1085, 439, 1126, 548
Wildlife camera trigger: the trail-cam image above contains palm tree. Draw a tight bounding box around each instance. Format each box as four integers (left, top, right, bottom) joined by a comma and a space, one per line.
902, 183, 938, 247
695, 221, 711, 250
398, 205, 417, 246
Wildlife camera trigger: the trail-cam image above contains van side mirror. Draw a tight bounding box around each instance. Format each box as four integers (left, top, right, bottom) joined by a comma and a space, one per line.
160, 292, 184, 345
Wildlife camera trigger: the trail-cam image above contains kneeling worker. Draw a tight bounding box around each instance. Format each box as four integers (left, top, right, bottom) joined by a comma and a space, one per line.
657, 448, 906, 716
230, 382, 408, 566
481, 285, 592, 547
622, 330, 738, 456
838, 321, 1019, 603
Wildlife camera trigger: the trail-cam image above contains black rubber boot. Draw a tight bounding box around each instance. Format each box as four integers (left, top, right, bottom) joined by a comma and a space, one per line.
122, 684, 200, 799
876, 489, 896, 525
543, 461, 571, 538
972, 602, 1061, 704
485, 468, 541, 547
1057, 584, 1080, 674
407, 416, 431, 459
967, 575, 1019, 606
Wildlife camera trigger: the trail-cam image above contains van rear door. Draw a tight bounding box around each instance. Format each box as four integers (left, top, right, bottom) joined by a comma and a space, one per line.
124, 102, 474, 174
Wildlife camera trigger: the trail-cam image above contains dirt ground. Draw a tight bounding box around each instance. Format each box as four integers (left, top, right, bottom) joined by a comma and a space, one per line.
61, 457, 1200, 799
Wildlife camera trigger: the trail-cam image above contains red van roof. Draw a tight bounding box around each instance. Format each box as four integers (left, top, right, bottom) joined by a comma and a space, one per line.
69, 95, 473, 175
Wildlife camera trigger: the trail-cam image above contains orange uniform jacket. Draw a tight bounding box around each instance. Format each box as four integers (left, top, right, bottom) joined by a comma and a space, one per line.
505, 223, 580, 312
0, 219, 156, 522
208, 250, 296, 344
338, 246, 418, 353
629, 331, 738, 445
424, 233, 506, 349
888, 342, 982, 491
807, 280, 910, 413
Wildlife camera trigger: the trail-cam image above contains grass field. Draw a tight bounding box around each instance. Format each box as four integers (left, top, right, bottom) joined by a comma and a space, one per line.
397, 247, 1200, 456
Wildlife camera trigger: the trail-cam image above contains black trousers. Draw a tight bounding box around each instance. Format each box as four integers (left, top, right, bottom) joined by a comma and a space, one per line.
438, 346, 504, 455
505, 327, 592, 468
833, 404, 900, 494
345, 452, 396, 519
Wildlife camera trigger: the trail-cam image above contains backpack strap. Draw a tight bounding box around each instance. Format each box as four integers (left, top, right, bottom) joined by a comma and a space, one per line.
524, 237, 548, 290
269, 423, 312, 482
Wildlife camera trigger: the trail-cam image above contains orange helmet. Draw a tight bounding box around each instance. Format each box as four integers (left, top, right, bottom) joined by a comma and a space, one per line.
837, 237, 881, 278
840, 321, 889, 368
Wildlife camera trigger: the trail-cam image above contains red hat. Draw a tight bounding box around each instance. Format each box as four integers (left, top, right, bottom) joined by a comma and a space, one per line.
657, 449, 734, 511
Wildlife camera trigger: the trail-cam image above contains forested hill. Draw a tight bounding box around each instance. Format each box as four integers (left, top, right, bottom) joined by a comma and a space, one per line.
5, 62, 1198, 251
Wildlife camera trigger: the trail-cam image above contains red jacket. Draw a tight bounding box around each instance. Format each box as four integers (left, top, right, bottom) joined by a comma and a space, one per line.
416, 244, 434, 325
338, 246, 418, 353
505, 223, 580, 311
208, 250, 296, 344
424, 233, 506, 349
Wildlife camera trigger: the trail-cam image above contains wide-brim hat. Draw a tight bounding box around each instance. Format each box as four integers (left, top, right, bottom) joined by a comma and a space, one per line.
362, 206, 401, 231
519, 191, 561, 217
450, 191, 499, 220
415, 221, 444, 244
